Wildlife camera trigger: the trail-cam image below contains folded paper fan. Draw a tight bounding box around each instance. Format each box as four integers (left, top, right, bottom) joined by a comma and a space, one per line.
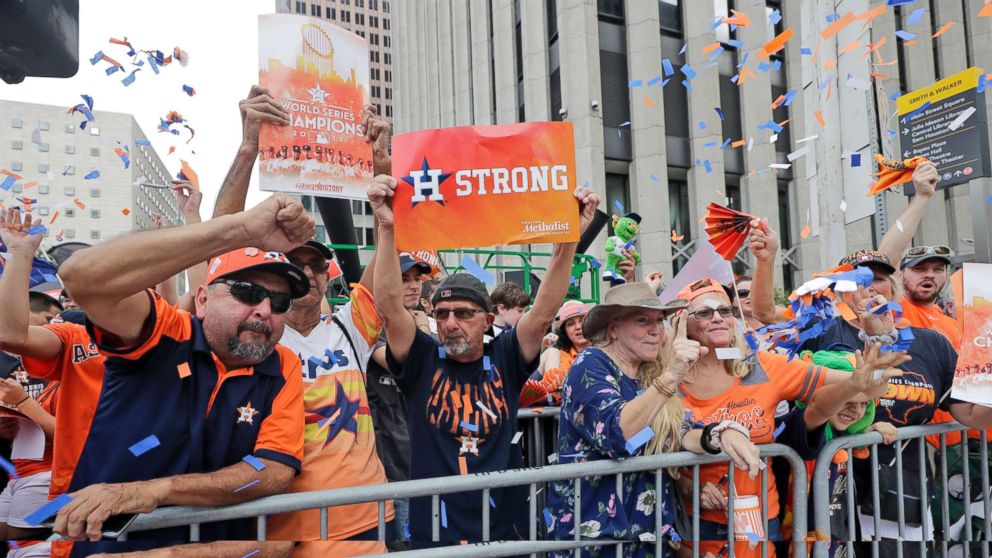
867, 154, 928, 196
704, 203, 758, 260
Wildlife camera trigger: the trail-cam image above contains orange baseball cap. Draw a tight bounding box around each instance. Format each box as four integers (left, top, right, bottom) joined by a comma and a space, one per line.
206, 247, 311, 298
676, 277, 730, 302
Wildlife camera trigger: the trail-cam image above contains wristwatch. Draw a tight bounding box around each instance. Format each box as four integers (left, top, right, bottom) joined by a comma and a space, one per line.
708, 420, 750, 451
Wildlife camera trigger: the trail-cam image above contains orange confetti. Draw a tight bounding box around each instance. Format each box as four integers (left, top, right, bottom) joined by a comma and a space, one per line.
177, 362, 191, 379
870, 71, 889, 80
903, 39, 918, 47
840, 39, 863, 54
73, 199, 86, 210
731, 139, 745, 148
702, 42, 722, 54
981, 2, 992, 17
760, 27, 794, 58
815, 111, 826, 126
824, 59, 837, 70
800, 224, 812, 239
121, 208, 131, 216
671, 229, 684, 242
932, 21, 955, 39
821, 11, 856, 39
49, 211, 59, 224
643, 96, 655, 107
863, 37, 887, 58
168, 146, 176, 155
736, 67, 757, 85
722, 9, 752, 27
771, 94, 786, 109
836, 301, 857, 321
22, 181, 37, 190
857, 5, 887, 28
0, 169, 22, 180
179, 160, 200, 189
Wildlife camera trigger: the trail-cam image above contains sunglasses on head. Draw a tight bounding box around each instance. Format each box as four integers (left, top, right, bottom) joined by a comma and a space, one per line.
213, 279, 293, 314
906, 245, 952, 258
688, 305, 740, 320
434, 307, 486, 321
288, 257, 330, 274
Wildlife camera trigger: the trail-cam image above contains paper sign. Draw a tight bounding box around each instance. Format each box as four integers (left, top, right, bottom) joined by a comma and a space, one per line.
391, 122, 580, 251
258, 14, 372, 199
952, 263, 992, 406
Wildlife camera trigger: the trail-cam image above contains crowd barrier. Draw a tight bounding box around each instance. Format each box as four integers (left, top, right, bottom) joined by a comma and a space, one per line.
811, 421, 992, 558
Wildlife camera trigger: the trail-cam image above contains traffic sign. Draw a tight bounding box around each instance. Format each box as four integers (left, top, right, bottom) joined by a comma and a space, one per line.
896, 67, 990, 192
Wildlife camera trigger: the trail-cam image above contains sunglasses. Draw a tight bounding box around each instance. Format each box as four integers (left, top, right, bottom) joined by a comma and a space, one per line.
288, 258, 330, 274
213, 279, 293, 314
434, 307, 486, 321
737, 289, 750, 298
906, 245, 952, 258
688, 305, 740, 320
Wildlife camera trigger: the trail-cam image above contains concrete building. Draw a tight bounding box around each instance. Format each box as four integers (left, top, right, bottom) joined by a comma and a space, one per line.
391, 0, 992, 290
0, 99, 181, 249
277, 0, 394, 249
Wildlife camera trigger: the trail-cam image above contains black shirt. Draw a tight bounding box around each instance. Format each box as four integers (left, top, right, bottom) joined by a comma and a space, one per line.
366, 331, 411, 482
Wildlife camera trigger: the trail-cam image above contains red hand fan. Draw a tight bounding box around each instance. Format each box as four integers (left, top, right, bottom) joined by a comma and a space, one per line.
704, 203, 758, 261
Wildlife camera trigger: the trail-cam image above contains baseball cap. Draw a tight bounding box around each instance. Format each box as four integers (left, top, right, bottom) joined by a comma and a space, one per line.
838, 249, 896, 275
206, 247, 311, 298
400, 253, 432, 275
29, 284, 64, 311
431, 273, 492, 312
292, 240, 334, 260
899, 245, 953, 270
555, 300, 588, 324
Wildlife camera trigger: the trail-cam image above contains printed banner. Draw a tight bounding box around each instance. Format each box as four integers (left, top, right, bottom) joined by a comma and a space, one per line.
952, 263, 992, 407
258, 14, 372, 199
391, 122, 580, 251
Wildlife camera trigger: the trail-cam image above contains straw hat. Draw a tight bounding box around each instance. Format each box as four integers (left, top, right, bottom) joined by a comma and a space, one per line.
582, 282, 687, 339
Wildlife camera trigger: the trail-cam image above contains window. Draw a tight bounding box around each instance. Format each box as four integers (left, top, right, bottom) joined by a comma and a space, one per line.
90, 230, 100, 240
39, 207, 49, 216
90, 188, 100, 197
89, 127, 100, 136
384, 35, 390, 47
351, 200, 363, 214
356, 0, 363, 7
384, 52, 391, 64
302, 196, 313, 212
357, 30, 365, 37
11, 162, 22, 171
385, 105, 392, 117
357, 13, 364, 25
370, 0, 378, 8
64, 124, 74, 133
64, 186, 75, 196
384, 18, 390, 30
90, 148, 100, 157
385, 70, 391, 81
371, 33, 379, 45
295, 1, 304, 14
63, 165, 74, 176
383, 0, 389, 12
12, 184, 21, 193
11, 140, 22, 150
371, 16, 378, 27
11, 118, 21, 128
39, 121, 49, 131
365, 228, 375, 245
65, 229, 75, 238
327, 6, 335, 18
385, 88, 392, 100
65, 208, 75, 217
65, 145, 75, 154
38, 163, 49, 173
597, 0, 625, 23
38, 143, 49, 153
341, 10, 350, 23
315, 225, 326, 242
90, 209, 101, 218
38, 184, 49, 194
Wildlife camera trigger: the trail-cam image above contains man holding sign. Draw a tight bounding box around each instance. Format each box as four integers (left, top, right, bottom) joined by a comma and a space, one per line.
369, 173, 599, 544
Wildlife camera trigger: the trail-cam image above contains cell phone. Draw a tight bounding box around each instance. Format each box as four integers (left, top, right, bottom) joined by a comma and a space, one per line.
39, 513, 139, 539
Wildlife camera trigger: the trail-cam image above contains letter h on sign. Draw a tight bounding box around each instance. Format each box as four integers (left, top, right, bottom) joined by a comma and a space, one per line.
409, 169, 446, 205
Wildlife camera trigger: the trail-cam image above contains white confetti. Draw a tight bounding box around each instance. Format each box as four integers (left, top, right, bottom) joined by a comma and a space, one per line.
511, 431, 523, 445
896, 219, 904, 232
769, 163, 791, 169
476, 400, 497, 419
840, 200, 848, 212
948, 107, 977, 131
787, 145, 811, 162
715, 347, 743, 360
796, 135, 819, 144
769, 134, 779, 144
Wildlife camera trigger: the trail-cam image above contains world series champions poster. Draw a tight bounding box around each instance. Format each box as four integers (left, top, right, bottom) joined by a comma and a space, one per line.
952, 263, 992, 407
258, 14, 372, 199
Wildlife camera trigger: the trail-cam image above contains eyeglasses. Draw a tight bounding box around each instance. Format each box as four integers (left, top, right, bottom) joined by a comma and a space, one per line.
434, 307, 486, 321
737, 289, 750, 298
906, 245, 952, 258
212, 279, 293, 314
688, 305, 740, 320
288, 258, 330, 274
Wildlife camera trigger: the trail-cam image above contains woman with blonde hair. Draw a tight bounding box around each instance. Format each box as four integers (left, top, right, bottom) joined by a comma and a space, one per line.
547, 283, 761, 557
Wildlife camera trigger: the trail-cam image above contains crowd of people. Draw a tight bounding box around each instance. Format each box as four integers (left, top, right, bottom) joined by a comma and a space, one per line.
0, 85, 987, 558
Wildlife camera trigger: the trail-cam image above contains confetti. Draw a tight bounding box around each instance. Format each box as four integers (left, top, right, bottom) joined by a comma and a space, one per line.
851, 153, 862, 167
698, 121, 707, 130
703, 160, 713, 173
840, 200, 848, 212
460, 421, 479, 433
769, 9, 782, 25
948, 106, 977, 130
241, 552, 260, 558
27, 226, 46, 236
649, 174, 659, 183
0, 456, 16, 478
932, 21, 955, 38
243, 455, 266, 471
135, 139, 151, 147
887, 0, 915, 5
680, 64, 697, 80
459, 255, 495, 286
115, 146, 130, 169
821, 12, 855, 39
901, 100, 931, 123
74, 199, 86, 210
896, 219, 904, 232
121, 68, 141, 86
981, 3, 992, 17
624, 426, 655, 454
129, 435, 160, 456
84, 170, 100, 180
511, 431, 523, 444
182, 84, 196, 96
25, 493, 73, 526
906, 7, 926, 24
800, 224, 812, 239
815, 111, 826, 126
67, 94, 95, 130
543, 509, 554, 527
761, 27, 794, 58
642, 95, 655, 107
234, 480, 260, 493
787, 146, 810, 162
715, 347, 743, 360
662, 58, 675, 77
476, 400, 497, 419
628, 79, 643, 87
895, 30, 916, 41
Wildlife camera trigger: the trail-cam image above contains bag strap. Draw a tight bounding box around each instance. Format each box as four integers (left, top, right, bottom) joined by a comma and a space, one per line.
331, 315, 365, 374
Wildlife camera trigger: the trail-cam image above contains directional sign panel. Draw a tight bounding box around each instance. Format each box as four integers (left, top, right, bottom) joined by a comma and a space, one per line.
897, 67, 990, 191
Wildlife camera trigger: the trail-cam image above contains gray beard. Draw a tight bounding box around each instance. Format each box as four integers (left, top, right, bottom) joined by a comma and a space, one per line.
443, 339, 471, 356
227, 337, 274, 363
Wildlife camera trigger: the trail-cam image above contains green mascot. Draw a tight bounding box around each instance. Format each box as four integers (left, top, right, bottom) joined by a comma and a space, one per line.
603, 212, 641, 285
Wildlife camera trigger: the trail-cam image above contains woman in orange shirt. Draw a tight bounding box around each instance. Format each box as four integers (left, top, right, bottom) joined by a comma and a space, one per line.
672, 278, 902, 557
521, 301, 591, 407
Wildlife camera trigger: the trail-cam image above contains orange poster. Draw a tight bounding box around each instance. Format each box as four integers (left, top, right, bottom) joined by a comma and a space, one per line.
258, 14, 372, 199
952, 263, 992, 406
391, 122, 580, 251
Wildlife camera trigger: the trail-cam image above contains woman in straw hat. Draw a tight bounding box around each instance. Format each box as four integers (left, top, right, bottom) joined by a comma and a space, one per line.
546, 282, 762, 557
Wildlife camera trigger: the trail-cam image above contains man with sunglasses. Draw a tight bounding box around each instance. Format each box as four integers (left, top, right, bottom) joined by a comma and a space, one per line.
46, 194, 314, 556
368, 173, 600, 545
897, 246, 961, 347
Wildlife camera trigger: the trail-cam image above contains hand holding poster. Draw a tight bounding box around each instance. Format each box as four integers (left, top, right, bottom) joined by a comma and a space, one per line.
258, 14, 373, 199
952, 263, 992, 407
391, 122, 580, 251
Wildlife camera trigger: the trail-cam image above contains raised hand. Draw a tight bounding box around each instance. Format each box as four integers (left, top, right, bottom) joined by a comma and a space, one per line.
239, 85, 291, 150
664, 311, 708, 381
241, 194, 315, 253
368, 174, 398, 228
747, 218, 779, 263
362, 104, 392, 174
572, 187, 601, 235
912, 160, 938, 198
851, 343, 910, 395
170, 179, 203, 222
853, 293, 896, 336
618, 250, 636, 283
0, 207, 43, 255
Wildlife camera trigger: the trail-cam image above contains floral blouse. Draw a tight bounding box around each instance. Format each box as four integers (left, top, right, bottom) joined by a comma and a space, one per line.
547, 348, 684, 557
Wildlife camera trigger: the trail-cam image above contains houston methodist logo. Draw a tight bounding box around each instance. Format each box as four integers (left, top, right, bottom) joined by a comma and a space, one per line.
402, 156, 572, 208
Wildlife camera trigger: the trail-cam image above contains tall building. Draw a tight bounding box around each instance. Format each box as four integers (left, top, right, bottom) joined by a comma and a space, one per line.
392, 0, 992, 289
0, 100, 181, 248
276, 0, 394, 250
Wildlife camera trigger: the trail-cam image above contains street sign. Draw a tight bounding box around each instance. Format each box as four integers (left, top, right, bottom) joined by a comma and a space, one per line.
896, 67, 990, 192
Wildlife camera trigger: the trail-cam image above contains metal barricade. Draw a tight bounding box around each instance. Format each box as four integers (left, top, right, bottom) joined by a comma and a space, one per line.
811, 421, 992, 558
517, 406, 562, 469
120, 444, 809, 558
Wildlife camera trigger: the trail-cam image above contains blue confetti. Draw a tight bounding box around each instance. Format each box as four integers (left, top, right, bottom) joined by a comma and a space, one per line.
646, 76, 662, 86
662, 58, 675, 77
459, 255, 495, 286
106, 66, 120, 76
774, 421, 787, 439
403, 521, 411, 539
759, 120, 784, 133
907, 7, 925, 24
704, 160, 713, 173
489, 496, 496, 508
887, 0, 914, 5
703, 140, 718, 148
851, 153, 862, 167
625, 426, 655, 454
243, 455, 266, 471
121, 68, 141, 87
89, 50, 105, 65
129, 435, 160, 457
234, 479, 260, 493
800, 47, 812, 55
679, 43, 687, 55
182, 84, 196, 96
720, 138, 732, 150
25, 493, 73, 526
438, 346, 446, 359
241, 551, 260, 558
783, 89, 798, 106
986, 194, 992, 204
698, 121, 707, 130
27, 226, 46, 236
737, 51, 750, 69
614, 199, 625, 213
135, 139, 151, 146
84, 170, 100, 180
708, 46, 725, 61
895, 30, 916, 41
715, 107, 725, 121
147, 56, 160, 75
589, 257, 602, 269
758, 62, 771, 72
680, 64, 697, 80
649, 174, 659, 183
769, 9, 782, 25
901, 100, 931, 123
460, 421, 479, 433
0, 456, 16, 478
979, 74, 988, 94
826, 12, 839, 22
483, 355, 492, 371
727, 39, 743, 49
744, 530, 761, 542
887, 128, 898, 138
682, 80, 692, 92
544, 508, 554, 527
441, 500, 448, 528
628, 79, 643, 87
773, 59, 782, 71
0, 176, 14, 191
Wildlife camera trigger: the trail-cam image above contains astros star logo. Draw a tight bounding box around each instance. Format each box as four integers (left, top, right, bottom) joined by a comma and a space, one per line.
306, 379, 367, 448
458, 435, 480, 456
307, 83, 329, 104
402, 157, 451, 207
236, 402, 260, 425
